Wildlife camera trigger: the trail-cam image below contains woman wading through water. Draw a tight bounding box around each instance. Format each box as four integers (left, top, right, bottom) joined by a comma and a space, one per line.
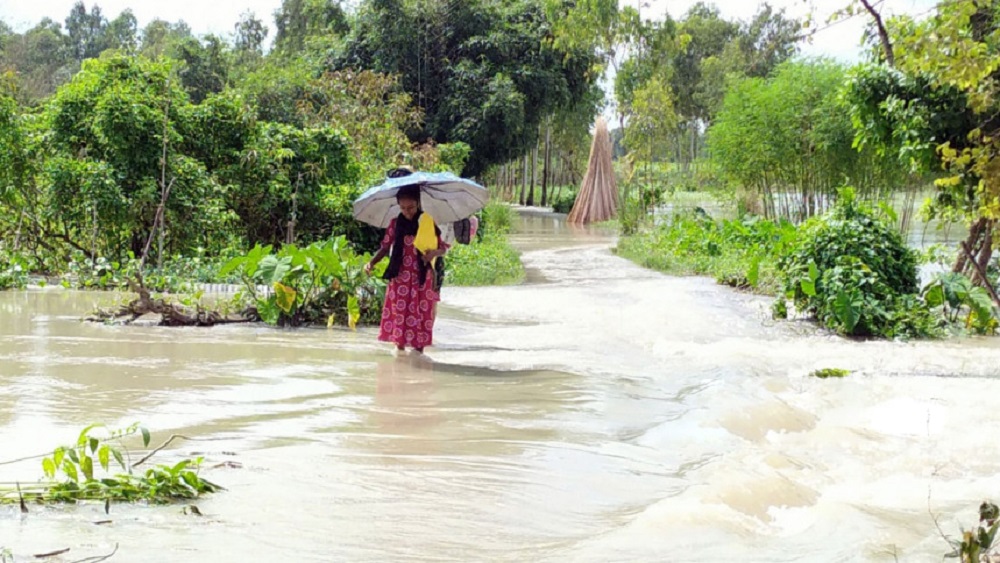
364, 182, 448, 354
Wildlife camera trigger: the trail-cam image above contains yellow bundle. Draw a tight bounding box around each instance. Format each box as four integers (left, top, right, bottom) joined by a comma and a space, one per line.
414, 212, 438, 269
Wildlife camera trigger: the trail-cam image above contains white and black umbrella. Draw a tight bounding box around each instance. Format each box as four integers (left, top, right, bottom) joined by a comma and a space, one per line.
353, 171, 489, 229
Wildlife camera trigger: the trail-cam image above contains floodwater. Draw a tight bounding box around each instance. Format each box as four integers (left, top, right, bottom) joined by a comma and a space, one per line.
1, 209, 999, 562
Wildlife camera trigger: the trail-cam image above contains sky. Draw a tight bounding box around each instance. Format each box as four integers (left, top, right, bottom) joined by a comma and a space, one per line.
0, 0, 940, 61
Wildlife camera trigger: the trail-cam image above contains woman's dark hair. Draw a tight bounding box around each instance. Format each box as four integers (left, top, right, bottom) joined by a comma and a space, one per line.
396, 184, 421, 203
387, 166, 414, 178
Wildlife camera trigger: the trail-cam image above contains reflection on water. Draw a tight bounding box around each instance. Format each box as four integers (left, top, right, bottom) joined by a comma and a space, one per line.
1, 211, 999, 562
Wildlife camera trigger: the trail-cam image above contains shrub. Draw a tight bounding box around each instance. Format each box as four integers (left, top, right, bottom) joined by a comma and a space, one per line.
777, 188, 936, 338
0, 251, 32, 290
446, 234, 524, 286
480, 201, 515, 237
220, 237, 384, 327
615, 212, 797, 294
551, 190, 576, 213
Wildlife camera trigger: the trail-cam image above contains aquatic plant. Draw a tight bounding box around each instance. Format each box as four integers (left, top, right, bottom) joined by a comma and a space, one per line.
942, 500, 1000, 562
809, 368, 850, 379
221, 236, 385, 327
0, 423, 219, 505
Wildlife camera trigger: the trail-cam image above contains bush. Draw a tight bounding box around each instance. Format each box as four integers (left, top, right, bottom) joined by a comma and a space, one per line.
220, 237, 384, 327
480, 201, 515, 237
0, 250, 32, 290
777, 188, 936, 338
551, 190, 577, 214
615, 212, 797, 294
446, 234, 524, 286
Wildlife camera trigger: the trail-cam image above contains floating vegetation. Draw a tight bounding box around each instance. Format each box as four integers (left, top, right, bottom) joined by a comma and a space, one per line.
0, 423, 221, 506
809, 368, 850, 379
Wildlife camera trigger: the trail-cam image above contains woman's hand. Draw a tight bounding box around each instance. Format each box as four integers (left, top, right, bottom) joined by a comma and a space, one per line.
420, 249, 442, 264
363, 262, 374, 276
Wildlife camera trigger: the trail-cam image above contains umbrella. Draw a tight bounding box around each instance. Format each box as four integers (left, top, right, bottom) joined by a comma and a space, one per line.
353, 171, 489, 229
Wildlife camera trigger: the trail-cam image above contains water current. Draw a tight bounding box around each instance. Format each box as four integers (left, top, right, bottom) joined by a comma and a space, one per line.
1, 209, 998, 562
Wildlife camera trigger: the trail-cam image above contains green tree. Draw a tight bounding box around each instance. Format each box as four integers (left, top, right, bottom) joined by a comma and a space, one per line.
709, 60, 912, 221
64, 1, 107, 62
737, 3, 801, 79
342, 0, 598, 176
844, 0, 1000, 303
140, 19, 192, 58
104, 9, 139, 54
0, 19, 75, 103
171, 36, 229, 104
273, 0, 349, 55
234, 11, 269, 66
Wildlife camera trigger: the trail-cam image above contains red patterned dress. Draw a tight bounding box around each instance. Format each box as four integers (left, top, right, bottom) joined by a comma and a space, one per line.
377, 218, 449, 349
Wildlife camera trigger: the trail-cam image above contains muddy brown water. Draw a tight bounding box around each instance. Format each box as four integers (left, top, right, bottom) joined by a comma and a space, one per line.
1, 208, 998, 562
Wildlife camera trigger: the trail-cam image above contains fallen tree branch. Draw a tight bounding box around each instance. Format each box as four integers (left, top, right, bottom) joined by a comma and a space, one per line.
34, 547, 70, 559
132, 435, 190, 468
68, 543, 117, 563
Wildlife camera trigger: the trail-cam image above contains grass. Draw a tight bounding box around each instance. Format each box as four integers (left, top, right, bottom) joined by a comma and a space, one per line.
446, 233, 524, 286
614, 213, 797, 294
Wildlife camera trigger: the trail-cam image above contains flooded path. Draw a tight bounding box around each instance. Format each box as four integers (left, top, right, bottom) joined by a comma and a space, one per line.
1, 209, 999, 561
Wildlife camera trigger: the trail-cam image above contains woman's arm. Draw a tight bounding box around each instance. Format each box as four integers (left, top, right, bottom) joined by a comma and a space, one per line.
365, 220, 395, 275
367, 246, 389, 268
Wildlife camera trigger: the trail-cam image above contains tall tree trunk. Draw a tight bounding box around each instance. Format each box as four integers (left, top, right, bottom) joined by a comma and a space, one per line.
527, 143, 538, 206
542, 123, 551, 207
517, 155, 528, 205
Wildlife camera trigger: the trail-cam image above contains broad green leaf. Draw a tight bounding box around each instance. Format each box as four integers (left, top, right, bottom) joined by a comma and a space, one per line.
89, 437, 99, 454
111, 448, 125, 470
141, 427, 151, 447
274, 282, 297, 313
256, 255, 292, 285
98, 445, 110, 471
808, 261, 819, 282
171, 459, 192, 476
800, 279, 816, 297
747, 256, 761, 288
81, 455, 94, 481
63, 459, 79, 482
347, 295, 360, 331
42, 457, 56, 478
924, 283, 945, 308
67, 448, 79, 463
77, 423, 100, 446
833, 290, 861, 333
218, 256, 247, 277
54, 447, 65, 467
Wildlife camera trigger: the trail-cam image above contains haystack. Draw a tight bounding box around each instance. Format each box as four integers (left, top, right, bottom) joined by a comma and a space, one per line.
568, 117, 618, 223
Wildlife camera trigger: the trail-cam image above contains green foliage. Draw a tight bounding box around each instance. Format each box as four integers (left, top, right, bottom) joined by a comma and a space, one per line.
446, 234, 524, 286
220, 237, 384, 327
58, 249, 241, 293
708, 60, 914, 221
341, 0, 600, 176
616, 211, 797, 294
480, 201, 515, 238
777, 189, 936, 338
551, 188, 577, 214
0, 251, 33, 290
943, 500, 1000, 562
18, 423, 220, 504
923, 272, 999, 335
37, 55, 239, 259
809, 368, 850, 379
221, 120, 358, 246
